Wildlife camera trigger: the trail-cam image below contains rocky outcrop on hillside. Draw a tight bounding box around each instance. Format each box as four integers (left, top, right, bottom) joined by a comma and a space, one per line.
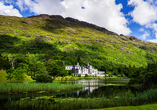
28, 14, 118, 36
65, 17, 118, 36
129, 36, 141, 41
28, 14, 64, 20
27, 14, 157, 52
28, 15, 143, 42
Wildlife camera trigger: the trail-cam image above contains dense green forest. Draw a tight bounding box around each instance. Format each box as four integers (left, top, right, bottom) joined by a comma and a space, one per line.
1, 14, 157, 81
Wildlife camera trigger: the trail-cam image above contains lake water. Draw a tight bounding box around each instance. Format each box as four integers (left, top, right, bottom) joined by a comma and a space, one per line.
1, 78, 153, 110
1, 78, 150, 109
0, 78, 136, 100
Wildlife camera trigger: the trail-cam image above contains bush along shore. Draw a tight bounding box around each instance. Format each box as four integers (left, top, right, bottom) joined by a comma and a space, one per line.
2, 88, 157, 110
0, 83, 84, 93
53, 75, 127, 82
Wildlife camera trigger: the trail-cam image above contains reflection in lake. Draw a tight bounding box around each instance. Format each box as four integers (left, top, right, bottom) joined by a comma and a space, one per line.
1, 79, 140, 101
78, 79, 99, 86
75, 79, 130, 96
77, 79, 130, 86
1, 78, 151, 110
77, 87, 98, 96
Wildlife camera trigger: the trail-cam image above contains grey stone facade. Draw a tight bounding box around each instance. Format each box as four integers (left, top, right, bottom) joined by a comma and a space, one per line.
65, 62, 106, 76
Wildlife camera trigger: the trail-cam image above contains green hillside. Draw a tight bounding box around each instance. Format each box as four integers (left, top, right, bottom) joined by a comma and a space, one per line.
0, 14, 157, 74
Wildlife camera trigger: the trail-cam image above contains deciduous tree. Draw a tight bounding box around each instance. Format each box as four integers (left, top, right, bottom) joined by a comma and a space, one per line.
13, 67, 26, 82
6, 68, 15, 82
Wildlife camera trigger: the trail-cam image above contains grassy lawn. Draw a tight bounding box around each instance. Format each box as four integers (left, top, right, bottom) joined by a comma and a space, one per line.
86, 103, 157, 110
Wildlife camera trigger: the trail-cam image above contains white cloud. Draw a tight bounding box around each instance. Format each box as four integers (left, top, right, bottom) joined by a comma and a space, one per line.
139, 28, 150, 40
16, 0, 131, 35
128, 0, 157, 42
148, 23, 157, 42
140, 31, 150, 40
149, 38, 157, 43
138, 28, 150, 40
128, 0, 157, 25
16, 0, 26, 12
16, 0, 65, 15
0, 0, 13, 4
139, 28, 144, 32
3, 0, 13, 4
0, 2, 22, 17
62, 0, 131, 35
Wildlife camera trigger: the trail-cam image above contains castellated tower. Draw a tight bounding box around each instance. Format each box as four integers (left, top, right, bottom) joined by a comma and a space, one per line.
87, 62, 89, 66
65, 62, 105, 77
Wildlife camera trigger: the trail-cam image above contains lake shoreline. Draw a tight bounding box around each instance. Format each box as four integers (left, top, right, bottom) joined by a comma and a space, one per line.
0, 83, 84, 93
3, 78, 157, 110
53, 76, 128, 82
2, 88, 157, 110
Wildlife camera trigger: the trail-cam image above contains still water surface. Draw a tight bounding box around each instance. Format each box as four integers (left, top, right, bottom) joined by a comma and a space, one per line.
76, 79, 130, 96
0, 79, 134, 101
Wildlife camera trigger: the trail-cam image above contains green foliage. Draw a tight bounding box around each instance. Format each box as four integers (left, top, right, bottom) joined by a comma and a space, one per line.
1, 15, 157, 78
85, 74, 89, 77
46, 62, 67, 77
0, 83, 83, 93
128, 78, 140, 85
36, 74, 53, 83
128, 63, 157, 86
144, 72, 157, 86
14, 54, 29, 69
78, 74, 81, 77
0, 53, 11, 70
3, 88, 157, 110
6, 67, 26, 82
113, 69, 119, 76
6, 68, 14, 81
30, 62, 47, 75
13, 68, 26, 82
66, 70, 72, 75
0, 70, 33, 82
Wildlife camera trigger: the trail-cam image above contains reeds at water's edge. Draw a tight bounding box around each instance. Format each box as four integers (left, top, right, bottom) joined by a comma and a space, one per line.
2, 88, 157, 110
0, 83, 84, 93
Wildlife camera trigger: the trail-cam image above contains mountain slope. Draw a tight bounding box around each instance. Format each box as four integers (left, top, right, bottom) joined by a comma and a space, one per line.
0, 14, 157, 71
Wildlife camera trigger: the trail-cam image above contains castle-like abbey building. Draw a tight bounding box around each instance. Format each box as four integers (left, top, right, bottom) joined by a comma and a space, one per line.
65, 62, 106, 77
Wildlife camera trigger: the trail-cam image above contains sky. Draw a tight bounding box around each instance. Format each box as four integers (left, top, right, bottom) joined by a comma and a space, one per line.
1, 0, 157, 42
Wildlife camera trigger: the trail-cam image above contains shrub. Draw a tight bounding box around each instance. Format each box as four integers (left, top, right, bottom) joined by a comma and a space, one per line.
36, 74, 53, 83
92, 75, 95, 77
113, 69, 119, 76
144, 72, 157, 86
65, 77, 68, 81
128, 78, 139, 85
78, 74, 81, 77
6, 68, 15, 82
67, 70, 72, 75
85, 74, 89, 77
13, 68, 26, 82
